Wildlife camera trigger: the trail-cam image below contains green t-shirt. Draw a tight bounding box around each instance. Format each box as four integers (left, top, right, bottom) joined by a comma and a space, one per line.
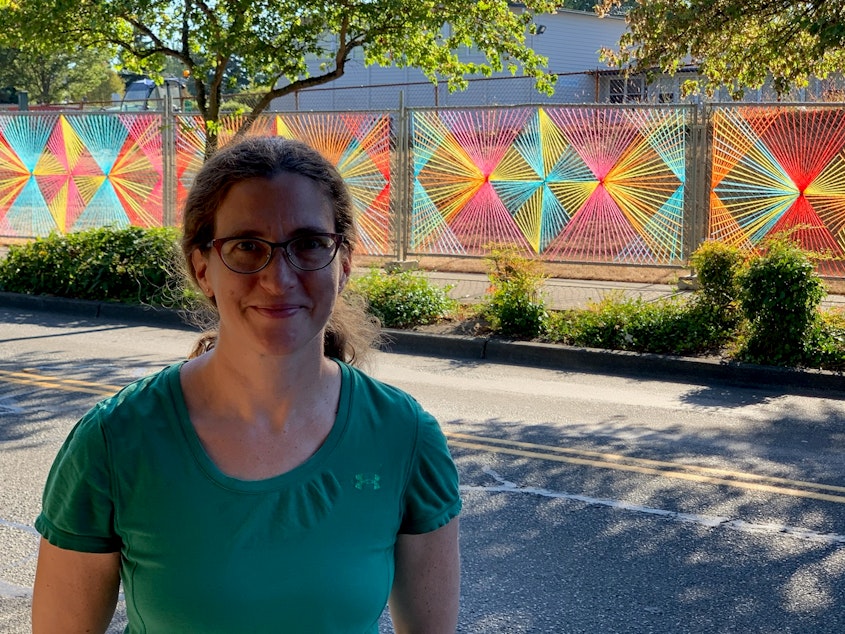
35, 361, 461, 633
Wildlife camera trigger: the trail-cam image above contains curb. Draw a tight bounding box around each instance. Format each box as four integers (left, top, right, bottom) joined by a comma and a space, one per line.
380, 330, 845, 397
3, 291, 844, 397
0, 291, 197, 330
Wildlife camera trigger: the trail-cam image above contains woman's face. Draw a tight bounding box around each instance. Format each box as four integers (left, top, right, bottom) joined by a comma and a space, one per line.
191, 172, 350, 359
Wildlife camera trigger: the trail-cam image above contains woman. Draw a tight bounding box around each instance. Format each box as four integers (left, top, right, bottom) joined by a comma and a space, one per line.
32, 137, 462, 633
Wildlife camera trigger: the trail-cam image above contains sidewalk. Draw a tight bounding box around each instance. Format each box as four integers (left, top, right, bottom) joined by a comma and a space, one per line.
413, 271, 845, 311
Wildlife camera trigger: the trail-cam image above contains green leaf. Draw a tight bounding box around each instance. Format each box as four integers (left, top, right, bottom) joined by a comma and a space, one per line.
2, 0, 556, 155
596, 0, 845, 98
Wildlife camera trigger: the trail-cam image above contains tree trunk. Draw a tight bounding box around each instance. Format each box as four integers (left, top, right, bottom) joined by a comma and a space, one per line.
204, 122, 219, 159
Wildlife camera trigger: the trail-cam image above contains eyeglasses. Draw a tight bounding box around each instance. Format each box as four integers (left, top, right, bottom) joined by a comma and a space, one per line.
206, 233, 345, 274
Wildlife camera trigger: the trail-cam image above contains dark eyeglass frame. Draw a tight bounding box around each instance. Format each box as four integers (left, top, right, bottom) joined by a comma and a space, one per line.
206, 233, 346, 274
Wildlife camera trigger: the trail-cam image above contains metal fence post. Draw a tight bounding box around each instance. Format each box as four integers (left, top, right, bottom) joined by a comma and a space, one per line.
699, 105, 714, 251
394, 91, 410, 262
682, 103, 710, 262
161, 88, 177, 227
683, 105, 699, 261
695, 104, 712, 256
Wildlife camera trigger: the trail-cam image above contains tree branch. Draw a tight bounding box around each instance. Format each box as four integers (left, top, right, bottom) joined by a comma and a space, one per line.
193, 0, 221, 40
182, 0, 192, 60
124, 16, 168, 52
193, 0, 218, 26
234, 60, 350, 140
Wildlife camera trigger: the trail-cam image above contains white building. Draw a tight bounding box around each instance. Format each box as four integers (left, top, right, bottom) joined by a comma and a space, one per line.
271, 9, 629, 111
270, 7, 845, 111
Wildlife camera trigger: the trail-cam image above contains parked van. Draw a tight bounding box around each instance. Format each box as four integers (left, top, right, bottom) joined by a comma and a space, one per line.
120, 78, 190, 111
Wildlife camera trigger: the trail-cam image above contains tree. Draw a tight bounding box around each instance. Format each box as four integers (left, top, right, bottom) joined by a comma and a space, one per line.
562, 0, 632, 15
597, 0, 845, 98
0, 43, 118, 104
85, 69, 127, 103
1, 0, 557, 156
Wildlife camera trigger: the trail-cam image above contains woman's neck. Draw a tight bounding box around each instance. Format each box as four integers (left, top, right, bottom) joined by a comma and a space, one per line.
183, 340, 339, 433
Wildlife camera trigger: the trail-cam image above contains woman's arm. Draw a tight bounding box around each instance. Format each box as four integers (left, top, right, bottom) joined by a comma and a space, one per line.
389, 518, 460, 634
32, 538, 121, 634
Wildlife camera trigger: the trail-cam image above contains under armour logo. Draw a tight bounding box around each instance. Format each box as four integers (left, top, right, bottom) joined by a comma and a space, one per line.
355, 473, 381, 490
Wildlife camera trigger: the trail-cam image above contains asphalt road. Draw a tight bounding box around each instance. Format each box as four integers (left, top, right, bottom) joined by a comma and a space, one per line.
1, 307, 844, 633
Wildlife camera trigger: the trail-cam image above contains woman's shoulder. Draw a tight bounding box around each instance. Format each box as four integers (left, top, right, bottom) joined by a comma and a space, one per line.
339, 361, 422, 415
337, 361, 443, 452
82, 363, 184, 434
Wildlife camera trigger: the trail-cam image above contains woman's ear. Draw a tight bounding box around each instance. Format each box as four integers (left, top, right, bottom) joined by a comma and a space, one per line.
338, 247, 352, 293
191, 248, 214, 298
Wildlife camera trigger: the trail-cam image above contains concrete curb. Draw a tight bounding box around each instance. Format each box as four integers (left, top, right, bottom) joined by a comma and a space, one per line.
380, 330, 845, 397
0, 291, 197, 330
3, 291, 844, 397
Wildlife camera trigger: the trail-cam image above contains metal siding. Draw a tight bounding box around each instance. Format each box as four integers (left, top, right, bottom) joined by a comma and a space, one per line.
527, 12, 628, 73
270, 11, 627, 110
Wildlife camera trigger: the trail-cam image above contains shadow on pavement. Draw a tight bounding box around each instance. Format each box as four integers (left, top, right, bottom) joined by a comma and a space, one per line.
448, 413, 845, 633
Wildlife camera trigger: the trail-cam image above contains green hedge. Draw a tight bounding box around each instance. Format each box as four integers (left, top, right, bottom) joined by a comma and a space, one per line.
545, 296, 730, 356
482, 245, 548, 338
0, 226, 183, 306
2, 226, 844, 370
347, 269, 456, 329
737, 235, 827, 366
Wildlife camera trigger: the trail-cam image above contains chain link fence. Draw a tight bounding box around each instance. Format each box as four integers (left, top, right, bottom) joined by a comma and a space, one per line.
2, 98, 845, 276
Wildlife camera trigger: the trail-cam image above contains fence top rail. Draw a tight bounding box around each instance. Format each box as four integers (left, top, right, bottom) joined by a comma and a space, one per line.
0, 103, 725, 119
407, 102, 698, 114
259, 104, 697, 117
173, 109, 398, 118
0, 110, 165, 117
708, 101, 845, 109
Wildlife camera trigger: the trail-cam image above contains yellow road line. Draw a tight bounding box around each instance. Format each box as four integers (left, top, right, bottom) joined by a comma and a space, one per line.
3, 369, 840, 504
447, 433, 845, 505
446, 431, 845, 495
0, 369, 119, 397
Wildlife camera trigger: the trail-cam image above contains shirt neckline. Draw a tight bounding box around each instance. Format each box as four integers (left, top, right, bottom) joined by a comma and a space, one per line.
166, 360, 352, 493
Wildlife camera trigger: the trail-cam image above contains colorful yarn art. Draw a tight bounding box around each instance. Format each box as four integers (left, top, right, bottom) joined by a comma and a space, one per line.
0, 113, 162, 236
175, 113, 392, 255
410, 106, 687, 264
3, 105, 845, 276
710, 105, 845, 275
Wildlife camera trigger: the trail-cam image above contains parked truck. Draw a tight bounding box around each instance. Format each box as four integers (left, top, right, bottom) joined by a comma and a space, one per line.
120, 78, 190, 112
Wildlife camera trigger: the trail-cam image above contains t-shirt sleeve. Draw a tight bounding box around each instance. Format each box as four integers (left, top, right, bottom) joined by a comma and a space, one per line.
399, 408, 462, 535
34, 406, 121, 553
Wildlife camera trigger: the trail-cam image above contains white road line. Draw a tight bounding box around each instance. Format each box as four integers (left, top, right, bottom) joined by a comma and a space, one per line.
0, 579, 30, 598
0, 519, 39, 598
465, 468, 845, 546
0, 517, 115, 605
0, 518, 39, 536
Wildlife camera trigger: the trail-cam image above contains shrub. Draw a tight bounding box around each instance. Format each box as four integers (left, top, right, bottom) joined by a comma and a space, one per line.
486, 280, 549, 339
686, 240, 745, 344
690, 239, 744, 309
485, 244, 545, 288
545, 294, 638, 350
545, 295, 730, 356
220, 99, 250, 114
803, 309, 845, 371
0, 226, 183, 306
736, 233, 826, 366
348, 268, 456, 329
483, 244, 548, 338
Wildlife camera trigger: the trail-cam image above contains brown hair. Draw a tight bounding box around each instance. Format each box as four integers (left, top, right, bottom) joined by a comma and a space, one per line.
181, 137, 379, 363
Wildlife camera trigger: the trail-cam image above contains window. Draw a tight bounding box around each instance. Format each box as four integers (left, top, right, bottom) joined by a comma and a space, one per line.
608, 76, 646, 103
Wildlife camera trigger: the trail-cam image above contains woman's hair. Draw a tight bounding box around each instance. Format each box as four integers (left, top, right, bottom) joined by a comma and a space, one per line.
181, 136, 379, 364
